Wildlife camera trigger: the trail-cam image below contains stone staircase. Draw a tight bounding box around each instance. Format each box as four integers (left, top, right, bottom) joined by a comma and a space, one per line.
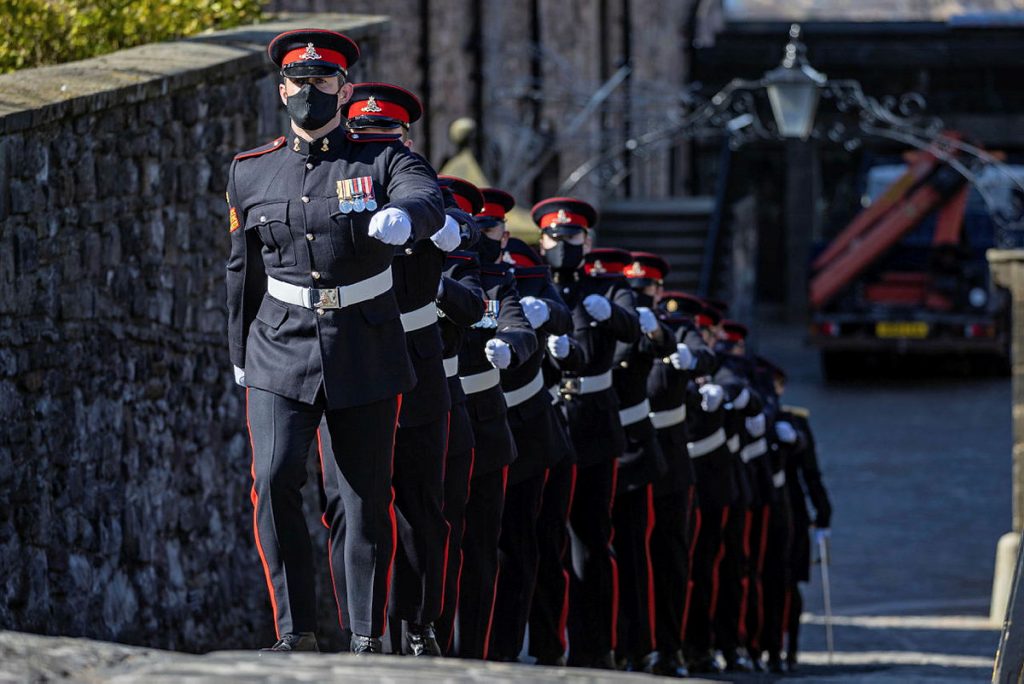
595, 197, 726, 296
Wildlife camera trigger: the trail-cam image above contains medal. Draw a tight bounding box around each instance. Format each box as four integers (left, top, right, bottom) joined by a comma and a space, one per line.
337, 180, 353, 213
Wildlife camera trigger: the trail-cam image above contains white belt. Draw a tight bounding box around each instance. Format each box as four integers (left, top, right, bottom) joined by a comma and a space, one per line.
740, 437, 768, 463
772, 471, 787, 488
460, 368, 501, 395
562, 369, 613, 395
727, 434, 741, 454
267, 267, 392, 310
649, 404, 687, 430
688, 427, 726, 459
443, 356, 459, 378
618, 398, 651, 427
504, 369, 545, 408
400, 302, 438, 332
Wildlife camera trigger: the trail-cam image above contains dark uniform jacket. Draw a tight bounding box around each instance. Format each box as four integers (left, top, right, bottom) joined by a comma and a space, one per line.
552, 270, 640, 467
458, 262, 537, 477
780, 408, 832, 580
717, 355, 774, 509
685, 371, 736, 509
437, 252, 485, 456
501, 265, 574, 483
226, 127, 444, 408
647, 321, 715, 497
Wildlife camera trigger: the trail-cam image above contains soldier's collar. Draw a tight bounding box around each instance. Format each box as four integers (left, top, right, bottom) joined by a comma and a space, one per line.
288, 126, 347, 157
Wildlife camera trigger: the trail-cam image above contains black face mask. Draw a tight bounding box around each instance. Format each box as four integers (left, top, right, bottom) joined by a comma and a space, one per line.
476, 235, 503, 264
286, 84, 340, 131
633, 291, 654, 308
543, 241, 584, 270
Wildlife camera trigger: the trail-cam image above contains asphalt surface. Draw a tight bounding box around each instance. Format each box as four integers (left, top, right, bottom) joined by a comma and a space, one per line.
0, 323, 1011, 682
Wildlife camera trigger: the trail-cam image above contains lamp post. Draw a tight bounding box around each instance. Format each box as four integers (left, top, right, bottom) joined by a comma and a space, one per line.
764, 25, 826, 141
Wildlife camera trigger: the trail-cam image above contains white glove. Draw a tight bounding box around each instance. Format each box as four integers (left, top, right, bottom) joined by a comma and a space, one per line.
520, 296, 550, 329
745, 413, 766, 438
699, 383, 725, 412
670, 343, 695, 371
430, 214, 462, 252
582, 294, 612, 322
547, 334, 570, 360
637, 307, 659, 334
775, 420, 798, 444
732, 387, 751, 410
813, 528, 832, 546
233, 365, 246, 387
368, 207, 412, 245
485, 338, 512, 369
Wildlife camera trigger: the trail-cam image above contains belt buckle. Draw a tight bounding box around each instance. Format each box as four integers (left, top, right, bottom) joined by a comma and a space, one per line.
560, 378, 580, 395
315, 287, 341, 310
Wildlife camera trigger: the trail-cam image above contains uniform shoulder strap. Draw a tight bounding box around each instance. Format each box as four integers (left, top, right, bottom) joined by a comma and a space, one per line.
234, 136, 286, 161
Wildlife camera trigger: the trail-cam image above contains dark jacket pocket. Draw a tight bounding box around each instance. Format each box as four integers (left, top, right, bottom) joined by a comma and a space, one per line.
255, 297, 288, 330
329, 209, 356, 260
358, 294, 401, 325
247, 201, 294, 267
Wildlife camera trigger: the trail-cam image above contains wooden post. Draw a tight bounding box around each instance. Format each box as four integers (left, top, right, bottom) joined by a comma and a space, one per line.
988, 249, 1024, 682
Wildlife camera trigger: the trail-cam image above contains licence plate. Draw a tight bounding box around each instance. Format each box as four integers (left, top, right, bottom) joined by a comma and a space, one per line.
875, 321, 929, 339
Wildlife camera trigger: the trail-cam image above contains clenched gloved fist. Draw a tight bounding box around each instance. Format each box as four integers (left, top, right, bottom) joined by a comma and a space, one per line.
745, 413, 766, 438
813, 528, 832, 546
430, 214, 462, 252
775, 420, 798, 444
699, 383, 725, 412
670, 343, 695, 370
485, 338, 512, 369
368, 207, 412, 245
520, 296, 550, 329
233, 365, 246, 387
547, 334, 570, 360
582, 294, 612, 322
637, 307, 659, 334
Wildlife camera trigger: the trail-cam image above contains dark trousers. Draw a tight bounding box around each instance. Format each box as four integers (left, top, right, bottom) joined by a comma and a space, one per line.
785, 583, 804, 663
714, 503, 747, 657
567, 458, 619, 665
435, 443, 474, 654
651, 485, 695, 657
613, 484, 657, 661
489, 468, 546, 661
388, 416, 450, 626
742, 504, 771, 654
762, 502, 793, 659
686, 502, 727, 654
529, 460, 576, 664
454, 466, 508, 659
246, 387, 398, 638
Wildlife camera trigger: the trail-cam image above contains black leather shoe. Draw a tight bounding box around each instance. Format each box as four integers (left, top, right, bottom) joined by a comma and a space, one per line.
259, 632, 319, 653
688, 652, 723, 674
351, 633, 383, 655
648, 651, 688, 677
786, 656, 799, 672
768, 652, 787, 673
724, 653, 754, 672
405, 622, 442, 657
534, 654, 567, 666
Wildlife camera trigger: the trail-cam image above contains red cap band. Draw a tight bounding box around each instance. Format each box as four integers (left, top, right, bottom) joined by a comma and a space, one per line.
695, 314, 713, 328
584, 260, 625, 275
347, 98, 410, 124
479, 201, 508, 220
282, 46, 349, 71
508, 253, 536, 267
624, 263, 664, 281
452, 195, 473, 213
539, 210, 588, 229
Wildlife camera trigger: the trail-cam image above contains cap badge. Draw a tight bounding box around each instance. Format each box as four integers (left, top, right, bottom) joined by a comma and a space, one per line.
666, 299, 679, 313
590, 259, 606, 275
361, 96, 383, 113
551, 208, 571, 226
631, 262, 646, 277
301, 43, 322, 61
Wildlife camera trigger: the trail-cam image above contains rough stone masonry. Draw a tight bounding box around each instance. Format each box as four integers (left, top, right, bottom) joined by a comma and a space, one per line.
0, 14, 387, 651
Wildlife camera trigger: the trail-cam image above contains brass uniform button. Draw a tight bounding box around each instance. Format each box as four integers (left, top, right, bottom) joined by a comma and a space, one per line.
301, 196, 310, 203
316, 308, 325, 316
311, 271, 321, 280
306, 233, 315, 241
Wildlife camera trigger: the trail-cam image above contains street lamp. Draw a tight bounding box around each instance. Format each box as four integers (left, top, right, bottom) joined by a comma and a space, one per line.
764, 24, 826, 140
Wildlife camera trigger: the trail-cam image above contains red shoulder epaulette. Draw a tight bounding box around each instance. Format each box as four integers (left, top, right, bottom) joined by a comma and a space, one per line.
347, 132, 403, 144
234, 136, 286, 161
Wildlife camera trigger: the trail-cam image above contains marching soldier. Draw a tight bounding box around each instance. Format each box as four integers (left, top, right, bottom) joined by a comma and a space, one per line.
226, 30, 444, 653
318, 82, 462, 656
647, 291, 716, 676
613, 251, 676, 671
451, 191, 537, 660
489, 234, 575, 662
533, 198, 641, 669
432, 176, 487, 655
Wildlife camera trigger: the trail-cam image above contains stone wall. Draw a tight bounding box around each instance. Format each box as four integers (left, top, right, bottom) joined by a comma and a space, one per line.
0, 14, 387, 652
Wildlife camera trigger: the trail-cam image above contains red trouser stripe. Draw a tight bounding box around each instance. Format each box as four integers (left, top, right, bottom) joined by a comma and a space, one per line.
755, 505, 771, 648
480, 465, 510, 661
709, 506, 730, 619
246, 388, 281, 640
644, 484, 657, 650
681, 487, 701, 642
608, 460, 621, 650
557, 464, 578, 652
446, 447, 475, 654
738, 508, 754, 644
379, 395, 402, 634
